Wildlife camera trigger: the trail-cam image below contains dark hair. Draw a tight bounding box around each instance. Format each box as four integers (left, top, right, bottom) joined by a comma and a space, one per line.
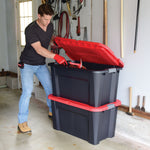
38, 4, 54, 16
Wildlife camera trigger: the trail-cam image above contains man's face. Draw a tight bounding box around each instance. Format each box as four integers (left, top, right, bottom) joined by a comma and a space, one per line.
38, 14, 52, 27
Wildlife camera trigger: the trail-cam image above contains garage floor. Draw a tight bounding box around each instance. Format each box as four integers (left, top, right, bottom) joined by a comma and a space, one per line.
0, 88, 150, 150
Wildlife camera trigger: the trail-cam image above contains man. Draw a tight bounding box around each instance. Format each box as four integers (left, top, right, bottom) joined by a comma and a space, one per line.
18, 4, 67, 133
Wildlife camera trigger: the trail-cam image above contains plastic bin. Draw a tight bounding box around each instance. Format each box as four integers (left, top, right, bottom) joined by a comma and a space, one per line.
49, 37, 124, 107
50, 62, 120, 107
48, 94, 121, 145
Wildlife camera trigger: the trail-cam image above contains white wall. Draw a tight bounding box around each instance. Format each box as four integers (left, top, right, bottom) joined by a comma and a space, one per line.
55, 0, 150, 112
32, 0, 42, 20
1, 0, 150, 112
0, 0, 41, 73
5, 0, 17, 73
95, 0, 150, 112
106, 0, 150, 112
0, 0, 9, 71
0, 0, 17, 73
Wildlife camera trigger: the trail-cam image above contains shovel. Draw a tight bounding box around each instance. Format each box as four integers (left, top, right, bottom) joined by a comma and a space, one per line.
135, 95, 140, 110
141, 96, 146, 112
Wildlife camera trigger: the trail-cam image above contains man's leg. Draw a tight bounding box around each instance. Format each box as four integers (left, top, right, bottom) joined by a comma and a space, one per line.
35, 65, 53, 114
18, 64, 34, 131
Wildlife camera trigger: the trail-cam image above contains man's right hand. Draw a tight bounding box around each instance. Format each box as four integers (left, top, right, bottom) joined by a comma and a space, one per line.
54, 54, 67, 65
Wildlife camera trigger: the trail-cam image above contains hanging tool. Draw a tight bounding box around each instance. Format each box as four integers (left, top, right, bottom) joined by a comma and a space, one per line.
84, 0, 86, 7
135, 95, 140, 110
83, 26, 88, 41
141, 96, 146, 112
66, 0, 72, 16
103, 0, 108, 46
77, 0, 80, 10
53, 0, 57, 14
58, 11, 70, 38
58, 0, 62, 17
62, 0, 67, 3
47, 0, 54, 4
121, 0, 124, 58
76, 16, 81, 36
134, 0, 140, 53
126, 87, 134, 116
72, 6, 77, 20
73, 0, 84, 15
41, 0, 45, 4
62, 0, 72, 16
53, 0, 62, 20
42, 0, 54, 4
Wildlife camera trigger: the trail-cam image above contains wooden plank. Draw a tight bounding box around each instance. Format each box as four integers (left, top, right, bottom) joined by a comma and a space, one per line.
0, 71, 17, 77
118, 105, 150, 120
9, 72, 18, 78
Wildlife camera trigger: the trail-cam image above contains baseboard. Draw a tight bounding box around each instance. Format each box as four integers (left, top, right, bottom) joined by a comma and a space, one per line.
118, 105, 150, 120
0, 70, 17, 77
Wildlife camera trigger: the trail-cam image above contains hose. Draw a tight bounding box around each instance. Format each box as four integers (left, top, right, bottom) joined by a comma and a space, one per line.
58, 11, 70, 38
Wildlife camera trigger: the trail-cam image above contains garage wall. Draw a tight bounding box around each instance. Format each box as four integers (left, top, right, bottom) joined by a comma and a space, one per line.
0, 0, 41, 73
0, 0, 9, 71
106, 0, 150, 112
0, 0, 17, 73
54, 0, 150, 112
5, 0, 17, 73
2, 0, 150, 112
52, 0, 150, 112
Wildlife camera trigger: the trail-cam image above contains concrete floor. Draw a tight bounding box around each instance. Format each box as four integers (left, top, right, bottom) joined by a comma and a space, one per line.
0, 88, 150, 150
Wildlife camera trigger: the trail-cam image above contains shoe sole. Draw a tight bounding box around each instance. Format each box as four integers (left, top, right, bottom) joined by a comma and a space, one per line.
17, 126, 32, 134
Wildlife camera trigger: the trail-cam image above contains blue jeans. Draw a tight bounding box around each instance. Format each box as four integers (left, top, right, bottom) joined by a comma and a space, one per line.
18, 64, 52, 123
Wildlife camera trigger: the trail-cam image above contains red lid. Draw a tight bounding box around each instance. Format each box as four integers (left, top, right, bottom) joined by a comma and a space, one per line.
54, 37, 124, 68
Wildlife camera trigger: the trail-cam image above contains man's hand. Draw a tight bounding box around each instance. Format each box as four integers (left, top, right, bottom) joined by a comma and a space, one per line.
54, 54, 67, 65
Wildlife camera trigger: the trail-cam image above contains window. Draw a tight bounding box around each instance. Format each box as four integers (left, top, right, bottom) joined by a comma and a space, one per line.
19, 0, 32, 46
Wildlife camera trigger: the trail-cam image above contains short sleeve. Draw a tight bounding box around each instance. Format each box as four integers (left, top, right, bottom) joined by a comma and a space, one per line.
25, 27, 39, 45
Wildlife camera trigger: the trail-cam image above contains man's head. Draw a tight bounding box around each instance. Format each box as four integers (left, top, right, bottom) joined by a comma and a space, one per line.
37, 4, 54, 27
38, 4, 54, 16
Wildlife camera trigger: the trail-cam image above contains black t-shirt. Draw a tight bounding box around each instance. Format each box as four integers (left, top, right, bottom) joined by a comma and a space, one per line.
20, 20, 53, 65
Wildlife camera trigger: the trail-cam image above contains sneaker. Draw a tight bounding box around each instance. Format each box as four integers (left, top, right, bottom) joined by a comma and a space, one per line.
48, 112, 52, 118
18, 122, 32, 133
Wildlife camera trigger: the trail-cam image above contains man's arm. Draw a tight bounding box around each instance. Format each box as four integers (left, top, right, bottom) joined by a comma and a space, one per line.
31, 41, 67, 65
31, 41, 55, 59
49, 35, 55, 46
